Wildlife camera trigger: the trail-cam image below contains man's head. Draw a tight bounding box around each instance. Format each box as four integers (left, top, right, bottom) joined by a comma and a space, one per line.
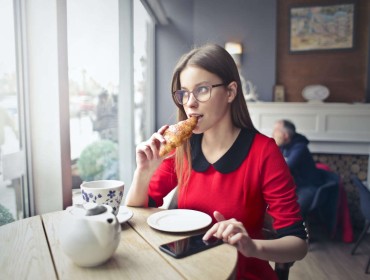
272, 119, 296, 146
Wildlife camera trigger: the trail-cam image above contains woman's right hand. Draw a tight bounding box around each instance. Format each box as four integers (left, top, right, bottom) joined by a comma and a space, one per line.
135, 125, 169, 172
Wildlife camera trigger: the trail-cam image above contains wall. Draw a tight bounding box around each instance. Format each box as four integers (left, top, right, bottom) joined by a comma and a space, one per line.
192, 0, 277, 102
277, 0, 370, 103
156, 0, 276, 127
155, 0, 194, 126
156, 0, 370, 126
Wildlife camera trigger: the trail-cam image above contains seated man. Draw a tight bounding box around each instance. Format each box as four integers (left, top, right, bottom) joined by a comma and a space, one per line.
272, 119, 324, 217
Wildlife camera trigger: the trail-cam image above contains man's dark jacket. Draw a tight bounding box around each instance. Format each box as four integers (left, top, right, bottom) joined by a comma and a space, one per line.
279, 133, 323, 188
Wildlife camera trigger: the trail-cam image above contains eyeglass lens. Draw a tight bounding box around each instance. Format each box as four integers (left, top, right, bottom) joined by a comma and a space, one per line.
175, 85, 211, 104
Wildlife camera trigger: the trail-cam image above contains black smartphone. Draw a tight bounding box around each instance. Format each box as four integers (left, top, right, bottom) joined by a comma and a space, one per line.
159, 233, 223, 259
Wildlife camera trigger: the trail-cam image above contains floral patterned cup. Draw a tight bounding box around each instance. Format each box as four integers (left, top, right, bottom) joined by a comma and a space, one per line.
80, 180, 124, 215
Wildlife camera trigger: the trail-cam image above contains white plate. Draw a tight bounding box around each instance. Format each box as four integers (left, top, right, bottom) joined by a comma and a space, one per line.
117, 206, 133, 224
147, 209, 212, 232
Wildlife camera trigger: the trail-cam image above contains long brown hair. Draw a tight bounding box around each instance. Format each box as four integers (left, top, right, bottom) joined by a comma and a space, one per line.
171, 43, 256, 188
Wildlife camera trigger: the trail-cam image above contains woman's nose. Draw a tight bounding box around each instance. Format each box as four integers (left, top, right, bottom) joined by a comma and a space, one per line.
185, 92, 198, 107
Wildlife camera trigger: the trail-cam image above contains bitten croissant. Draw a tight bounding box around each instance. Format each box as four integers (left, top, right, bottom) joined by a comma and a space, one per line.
159, 116, 198, 157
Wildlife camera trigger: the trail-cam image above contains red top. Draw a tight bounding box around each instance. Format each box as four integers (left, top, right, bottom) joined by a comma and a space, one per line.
149, 130, 304, 280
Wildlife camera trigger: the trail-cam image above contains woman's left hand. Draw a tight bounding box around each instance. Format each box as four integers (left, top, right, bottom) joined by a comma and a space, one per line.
203, 211, 258, 258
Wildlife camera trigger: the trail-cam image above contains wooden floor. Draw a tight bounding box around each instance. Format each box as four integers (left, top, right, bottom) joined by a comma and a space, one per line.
288, 225, 370, 280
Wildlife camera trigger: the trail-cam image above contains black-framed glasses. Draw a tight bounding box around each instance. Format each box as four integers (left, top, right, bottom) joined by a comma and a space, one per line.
172, 83, 225, 105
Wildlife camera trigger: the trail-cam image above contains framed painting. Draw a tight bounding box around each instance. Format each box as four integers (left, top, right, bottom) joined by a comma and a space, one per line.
289, 2, 356, 52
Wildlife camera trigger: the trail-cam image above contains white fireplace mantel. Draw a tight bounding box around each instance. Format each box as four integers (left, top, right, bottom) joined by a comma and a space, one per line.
247, 102, 370, 155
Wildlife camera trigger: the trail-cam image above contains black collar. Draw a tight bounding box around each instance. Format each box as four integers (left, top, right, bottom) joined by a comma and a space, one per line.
190, 129, 256, 174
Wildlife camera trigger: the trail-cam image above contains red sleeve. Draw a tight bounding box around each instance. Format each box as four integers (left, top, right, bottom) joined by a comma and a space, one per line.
148, 155, 178, 207
260, 137, 303, 230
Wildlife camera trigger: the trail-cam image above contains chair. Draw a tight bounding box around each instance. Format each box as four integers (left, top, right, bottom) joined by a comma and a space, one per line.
315, 163, 354, 243
350, 174, 370, 274
262, 213, 294, 280
307, 169, 339, 214
305, 169, 339, 240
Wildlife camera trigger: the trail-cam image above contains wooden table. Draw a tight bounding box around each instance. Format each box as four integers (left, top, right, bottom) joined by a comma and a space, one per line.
0, 216, 56, 280
0, 207, 237, 280
128, 207, 238, 280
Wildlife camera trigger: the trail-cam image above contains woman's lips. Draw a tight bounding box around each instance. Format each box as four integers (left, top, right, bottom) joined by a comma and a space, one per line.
189, 114, 202, 119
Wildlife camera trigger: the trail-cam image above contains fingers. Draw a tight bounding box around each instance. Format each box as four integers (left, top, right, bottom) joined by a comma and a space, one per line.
228, 232, 243, 246
213, 211, 225, 222
203, 215, 245, 245
135, 123, 178, 168
143, 142, 156, 159
203, 223, 218, 240
202, 211, 226, 240
201, 214, 255, 258
158, 125, 169, 134
203, 211, 225, 240
219, 222, 244, 242
136, 142, 158, 164
213, 221, 241, 242
137, 126, 169, 160
153, 125, 169, 143
203, 211, 228, 241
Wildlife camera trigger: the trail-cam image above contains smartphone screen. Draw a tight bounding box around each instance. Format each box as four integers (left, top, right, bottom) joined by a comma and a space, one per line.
159, 233, 223, 259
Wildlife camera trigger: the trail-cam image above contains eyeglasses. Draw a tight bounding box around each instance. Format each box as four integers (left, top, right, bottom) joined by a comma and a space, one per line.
173, 83, 225, 105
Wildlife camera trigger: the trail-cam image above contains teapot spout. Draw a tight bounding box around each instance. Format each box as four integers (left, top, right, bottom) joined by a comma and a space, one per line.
89, 213, 121, 247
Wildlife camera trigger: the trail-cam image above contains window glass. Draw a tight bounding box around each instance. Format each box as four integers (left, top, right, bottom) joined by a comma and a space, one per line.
67, 0, 154, 201
67, 0, 119, 187
0, 0, 22, 224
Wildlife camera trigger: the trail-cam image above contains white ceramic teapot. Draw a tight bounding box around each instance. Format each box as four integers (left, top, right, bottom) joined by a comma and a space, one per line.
59, 204, 121, 267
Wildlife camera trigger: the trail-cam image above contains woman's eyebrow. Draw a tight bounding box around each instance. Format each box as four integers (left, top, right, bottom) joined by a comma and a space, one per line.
180, 81, 209, 90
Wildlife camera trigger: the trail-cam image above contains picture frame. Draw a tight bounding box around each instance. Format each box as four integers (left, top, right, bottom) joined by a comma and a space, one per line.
289, 2, 356, 53
274, 85, 285, 102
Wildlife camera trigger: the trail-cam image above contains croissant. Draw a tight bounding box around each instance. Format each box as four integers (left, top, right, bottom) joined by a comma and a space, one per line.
159, 116, 198, 157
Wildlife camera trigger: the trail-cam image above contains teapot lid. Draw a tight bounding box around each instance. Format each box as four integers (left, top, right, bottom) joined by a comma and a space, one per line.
85, 205, 107, 216
67, 204, 112, 217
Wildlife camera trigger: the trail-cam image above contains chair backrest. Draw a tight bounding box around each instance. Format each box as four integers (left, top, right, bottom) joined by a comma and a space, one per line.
350, 175, 370, 221
308, 169, 339, 212
167, 187, 179, 209
262, 213, 294, 280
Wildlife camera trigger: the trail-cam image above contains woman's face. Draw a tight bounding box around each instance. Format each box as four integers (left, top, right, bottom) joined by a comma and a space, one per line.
179, 66, 235, 134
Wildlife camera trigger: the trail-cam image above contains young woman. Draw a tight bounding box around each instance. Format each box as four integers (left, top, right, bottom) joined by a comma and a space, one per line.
125, 43, 308, 279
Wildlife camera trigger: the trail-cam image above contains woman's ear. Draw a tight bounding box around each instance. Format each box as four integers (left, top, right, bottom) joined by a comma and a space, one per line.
227, 81, 237, 103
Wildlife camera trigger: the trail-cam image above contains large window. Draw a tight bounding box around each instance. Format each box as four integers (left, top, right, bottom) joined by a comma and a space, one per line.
67, 0, 120, 186
0, 0, 155, 217
67, 0, 154, 195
